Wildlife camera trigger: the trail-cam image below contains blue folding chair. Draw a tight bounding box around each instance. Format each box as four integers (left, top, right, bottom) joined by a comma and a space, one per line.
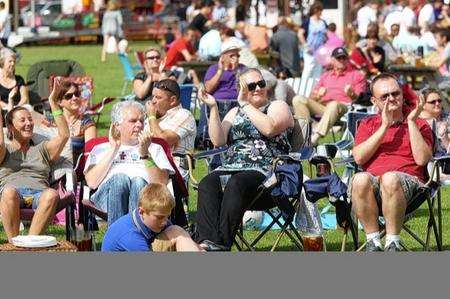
179, 84, 195, 111
117, 54, 142, 95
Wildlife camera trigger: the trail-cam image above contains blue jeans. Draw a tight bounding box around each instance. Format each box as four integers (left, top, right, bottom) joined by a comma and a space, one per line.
91, 174, 147, 226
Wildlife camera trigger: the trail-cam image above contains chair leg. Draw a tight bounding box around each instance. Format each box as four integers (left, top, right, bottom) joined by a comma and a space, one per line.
121, 81, 128, 95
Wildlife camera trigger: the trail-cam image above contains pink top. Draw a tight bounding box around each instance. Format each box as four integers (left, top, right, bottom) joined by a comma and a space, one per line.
313, 67, 367, 104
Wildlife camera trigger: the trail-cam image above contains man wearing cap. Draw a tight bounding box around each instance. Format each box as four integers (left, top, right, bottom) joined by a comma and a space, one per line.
197, 40, 247, 146
292, 47, 367, 145
270, 17, 301, 77
145, 79, 196, 158
203, 40, 247, 100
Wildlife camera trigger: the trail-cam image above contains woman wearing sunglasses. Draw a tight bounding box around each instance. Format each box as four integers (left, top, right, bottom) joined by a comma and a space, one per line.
43, 81, 96, 162
133, 48, 166, 103
194, 68, 294, 251
419, 88, 450, 154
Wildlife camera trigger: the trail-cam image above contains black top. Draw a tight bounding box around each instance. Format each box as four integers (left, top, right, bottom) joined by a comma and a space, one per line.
369, 46, 386, 73
0, 75, 26, 105
133, 72, 154, 102
190, 13, 208, 35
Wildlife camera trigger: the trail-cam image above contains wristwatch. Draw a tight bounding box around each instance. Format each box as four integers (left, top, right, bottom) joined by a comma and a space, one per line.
140, 155, 149, 160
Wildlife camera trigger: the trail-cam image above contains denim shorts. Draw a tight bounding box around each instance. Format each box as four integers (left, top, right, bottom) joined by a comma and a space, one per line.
16, 188, 43, 210
348, 171, 423, 209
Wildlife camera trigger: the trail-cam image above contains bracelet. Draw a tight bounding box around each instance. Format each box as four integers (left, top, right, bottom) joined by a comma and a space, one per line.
140, 155, 149, 160
148, 115, 157, 121
52, 109, 63, 117
144, 158, 157, 168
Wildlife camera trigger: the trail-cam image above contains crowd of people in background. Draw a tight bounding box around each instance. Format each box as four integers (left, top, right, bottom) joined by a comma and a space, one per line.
1, 0, 450, 252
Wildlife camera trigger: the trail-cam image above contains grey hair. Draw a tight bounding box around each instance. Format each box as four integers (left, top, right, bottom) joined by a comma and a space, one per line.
110, 100, 145, 124
0, 47, 16, 68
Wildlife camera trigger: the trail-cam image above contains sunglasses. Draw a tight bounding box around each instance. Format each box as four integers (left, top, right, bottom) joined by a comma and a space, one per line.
229, 53, 240, 59
247, 80, 266, 91
378, 90, 401, 101
426, 99, 442, 105
154, 81, 177, 96
63, 91, 81, 100
146, 55, 161, 60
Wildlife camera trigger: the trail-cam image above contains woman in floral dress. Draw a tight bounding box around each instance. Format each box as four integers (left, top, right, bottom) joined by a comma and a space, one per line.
194, 68, 294, 251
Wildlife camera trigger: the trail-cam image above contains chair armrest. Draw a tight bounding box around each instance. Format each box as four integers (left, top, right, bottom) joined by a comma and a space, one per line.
65, 170, 75, 193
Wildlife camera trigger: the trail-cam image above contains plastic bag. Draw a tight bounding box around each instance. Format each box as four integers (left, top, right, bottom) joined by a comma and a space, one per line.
296, 193, 325, 251
295, 192, 324, 236
106, 36, 118, 54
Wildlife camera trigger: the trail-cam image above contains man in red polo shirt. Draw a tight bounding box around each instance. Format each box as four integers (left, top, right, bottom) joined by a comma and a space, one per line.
292, 47, 367, 145
164, 26, 199, 69
351, 73, 433, 252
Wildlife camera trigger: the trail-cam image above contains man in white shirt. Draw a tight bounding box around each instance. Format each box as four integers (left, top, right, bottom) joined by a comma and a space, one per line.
418, 1, 443, 34
400, 0, 419, 35
84, 100, 174, 226
145, 79, 196, 156
357, 0, 379, 38
0, 2, 11, 47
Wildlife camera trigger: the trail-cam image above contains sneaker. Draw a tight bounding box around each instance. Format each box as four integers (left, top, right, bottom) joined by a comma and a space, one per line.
385, 242, 402, 252
199, 240, 229, 252
366, 239, 383, 252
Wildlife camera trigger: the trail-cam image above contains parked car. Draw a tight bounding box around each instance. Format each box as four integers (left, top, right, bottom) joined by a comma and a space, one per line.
20, 1, 62, 27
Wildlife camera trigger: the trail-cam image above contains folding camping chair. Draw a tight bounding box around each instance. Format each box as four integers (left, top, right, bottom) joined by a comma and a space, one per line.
118, 53, 142, 95
354, 157, 445, 252
342, 115, 445, 251
78, 137, 189, 250
187, 117, 314, 251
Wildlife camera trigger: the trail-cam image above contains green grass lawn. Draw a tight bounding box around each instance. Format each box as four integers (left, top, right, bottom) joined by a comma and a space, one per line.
3, 42, 449, 251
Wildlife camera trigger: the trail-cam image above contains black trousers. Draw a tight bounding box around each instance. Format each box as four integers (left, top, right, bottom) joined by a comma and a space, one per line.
195, 170, 276, 249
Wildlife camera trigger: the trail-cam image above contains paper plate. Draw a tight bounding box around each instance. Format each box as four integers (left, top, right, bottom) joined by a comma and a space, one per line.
12, 235, 57, 248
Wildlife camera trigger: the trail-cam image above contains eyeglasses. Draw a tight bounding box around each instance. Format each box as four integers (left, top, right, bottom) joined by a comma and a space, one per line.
377, 90, 401, 101
63, 91, 81, 100
247, 80, 266, 91
146, 55, 161, 60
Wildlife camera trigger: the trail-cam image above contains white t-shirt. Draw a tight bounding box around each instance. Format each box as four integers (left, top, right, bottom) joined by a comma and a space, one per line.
84, 143, 174, 189
399, 7, 417, 35
384, 10, 402, 35
0, 10, 11, 39
357, 5, 377, 37
418, 3, 435, 31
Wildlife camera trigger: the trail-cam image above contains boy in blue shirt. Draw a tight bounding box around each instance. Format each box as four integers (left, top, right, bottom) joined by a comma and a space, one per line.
102, 183, 203, 252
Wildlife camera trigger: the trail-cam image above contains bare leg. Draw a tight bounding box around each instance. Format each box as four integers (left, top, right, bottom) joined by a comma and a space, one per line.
101, 34, 110, 62
0, 187, 21, 243
380, 172, 406, 235
161, 225, 205, 252
351, 172, 380, 234
28, 189, 58, 235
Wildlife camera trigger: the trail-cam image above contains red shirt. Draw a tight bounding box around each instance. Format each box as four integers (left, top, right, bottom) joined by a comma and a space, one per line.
313, 67, 367, 104
355, 115, 433, 182
164, 37, 195, 69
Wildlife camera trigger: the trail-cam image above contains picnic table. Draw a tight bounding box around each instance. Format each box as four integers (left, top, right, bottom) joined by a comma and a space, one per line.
178, 60, 216, 81
387, 64, 439, 89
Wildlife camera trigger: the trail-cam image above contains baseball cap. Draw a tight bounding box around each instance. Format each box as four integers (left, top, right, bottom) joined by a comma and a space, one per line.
220, 38, 242, 55
331, 47, 349, 59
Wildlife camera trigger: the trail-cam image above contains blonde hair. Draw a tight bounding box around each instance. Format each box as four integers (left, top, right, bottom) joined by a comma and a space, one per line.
144, 47, 162, 57
107, 0, 118, 11
0, 48, 16, 68
139, 183, 175, 214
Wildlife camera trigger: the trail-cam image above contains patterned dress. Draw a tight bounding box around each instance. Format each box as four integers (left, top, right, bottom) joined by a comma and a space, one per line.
214, 105, 291, 175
